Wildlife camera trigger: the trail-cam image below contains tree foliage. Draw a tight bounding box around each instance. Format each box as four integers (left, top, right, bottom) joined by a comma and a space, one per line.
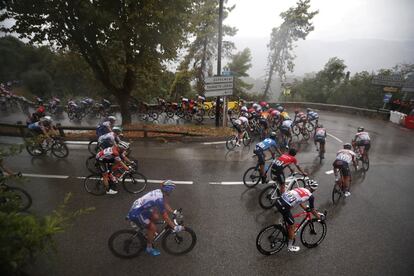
263, 0, 318, 99
1, 0, 196, 124
169, 0, 237, 99
226, 48, 253, 99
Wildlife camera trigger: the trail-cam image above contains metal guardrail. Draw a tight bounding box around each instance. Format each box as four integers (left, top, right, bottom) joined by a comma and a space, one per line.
0, 122, 202, 139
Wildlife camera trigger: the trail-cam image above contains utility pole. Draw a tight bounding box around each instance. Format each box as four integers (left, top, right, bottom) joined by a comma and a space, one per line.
215, 0, 224, 127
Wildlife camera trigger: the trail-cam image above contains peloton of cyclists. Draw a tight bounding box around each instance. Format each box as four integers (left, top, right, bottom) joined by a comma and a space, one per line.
126, 180, 183, 256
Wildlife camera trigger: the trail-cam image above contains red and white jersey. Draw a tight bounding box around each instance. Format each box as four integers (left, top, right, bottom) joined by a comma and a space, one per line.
335, 149, 356, 164
355, 131, 370, 142
315, 128, 326, 137
96, 146, 122, 162
281, 188, 312, 207
274, 154, 297, 168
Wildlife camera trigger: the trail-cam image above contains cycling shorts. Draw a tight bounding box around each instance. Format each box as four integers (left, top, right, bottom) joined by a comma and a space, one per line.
96, 159, 114, 174
253, 148, 265, 165
356, 140, 370, 151
259, 119, 268, 129
279, 126, 291, 136
130, 209, 153, 226
234, 124, 243, 134
314, 136, 326, 145
274, 198, 294, 225
271, 165, 285, 185
333, 160, 350, 177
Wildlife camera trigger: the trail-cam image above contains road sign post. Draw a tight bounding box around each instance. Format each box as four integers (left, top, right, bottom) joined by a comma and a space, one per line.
204, 76, 234, 126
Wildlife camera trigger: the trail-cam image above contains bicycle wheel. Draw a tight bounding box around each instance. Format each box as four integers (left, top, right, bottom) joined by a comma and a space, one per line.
362, 156, 370, 172
1, 186, 32, 212
88, 140, 98, 155
51, 141, 69, 158
242, 166, 261, 188
161, 227, 197, 255
122, 172, 147, 194
225, 135, 238, 151
26, 143, 44, 157
242, 131, 252, 146
108, 229, 146, 259
256, 224, 287, 255
302, 129, 310, 141
258, 185, 280, 209
84, 174, 106, 195
86, 156, 100, 174
305, 122, 314, 132
332, 182, 342, 204
300, 218, 327, 248
292, 125, 300, 136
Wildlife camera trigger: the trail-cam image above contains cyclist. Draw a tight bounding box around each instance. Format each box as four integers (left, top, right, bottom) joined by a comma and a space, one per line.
27, 116, 58, 139
254, 132, 283, 184
332, 143, 357, 197
279, 117, 293, 148
0, 157, 21, 178
95, 141, 133, 195
314, 124, 327, 156
126, 180, 183, 256
26, 106, 46, 125
352, 127, 370, 158
293, 109, 307, 125
271, 148, 308, 194
96, 116, 116, 138
232, 115, 249, 147
306, 108, 319, 126
274, 181, 324, 252
97, 126, 123, 149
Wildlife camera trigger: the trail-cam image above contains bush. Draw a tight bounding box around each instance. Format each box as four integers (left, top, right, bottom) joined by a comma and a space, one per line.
21, 70, 53, 97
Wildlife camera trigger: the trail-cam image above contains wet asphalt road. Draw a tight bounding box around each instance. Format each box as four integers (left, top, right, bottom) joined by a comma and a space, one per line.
1, 110, 414, 276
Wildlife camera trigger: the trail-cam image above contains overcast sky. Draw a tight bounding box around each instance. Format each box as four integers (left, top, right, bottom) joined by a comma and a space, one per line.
226, 0, 414, 41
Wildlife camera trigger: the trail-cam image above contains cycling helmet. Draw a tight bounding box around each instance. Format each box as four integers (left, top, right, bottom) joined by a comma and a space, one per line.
108, 116, 116, 122
269, 132, 277, 140
289, 148, 297, 156
36, 106, 45, 114
343, 143, 352, 150
118, 141, 130, 151
41, 116, 52, 123
241, 106, 248, 112
357, 127, 364, 132
276, 105, 284, 112
112, 126, 122, 134
306, 179, 319, 191
161, 180, 176, 193
259, 101, 267, 108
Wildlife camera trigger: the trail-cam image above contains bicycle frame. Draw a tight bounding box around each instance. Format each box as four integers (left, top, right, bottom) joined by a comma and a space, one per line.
292, 210, 313, 234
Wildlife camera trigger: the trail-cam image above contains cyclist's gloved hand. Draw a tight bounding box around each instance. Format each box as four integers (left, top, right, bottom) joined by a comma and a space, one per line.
173, 225, 184, 233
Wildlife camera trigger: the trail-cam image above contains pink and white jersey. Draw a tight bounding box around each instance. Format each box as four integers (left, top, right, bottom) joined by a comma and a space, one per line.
315, 128, 326, 137
281, 188, 312, 207
239, 116, 248, 125
355, 132, 370, 142
335, 149, 356, 164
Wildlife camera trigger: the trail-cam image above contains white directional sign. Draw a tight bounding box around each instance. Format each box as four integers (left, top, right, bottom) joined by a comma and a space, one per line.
205, 89, 233, 97
204, 76, 233, 84
205, 82, 233, 91
204, 76, 234, 97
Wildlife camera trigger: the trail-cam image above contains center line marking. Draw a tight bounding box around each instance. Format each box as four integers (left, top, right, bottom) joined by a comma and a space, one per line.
327, 133, 343, 143
325, 170, 334, 175
22, 173, 69, 179
203, 141, 226, 145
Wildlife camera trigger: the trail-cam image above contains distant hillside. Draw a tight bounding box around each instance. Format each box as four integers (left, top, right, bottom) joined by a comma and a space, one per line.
232, 38, 414, 79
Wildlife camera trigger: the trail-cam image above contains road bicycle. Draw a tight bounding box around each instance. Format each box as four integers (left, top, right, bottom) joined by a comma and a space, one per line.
226, 124, 252, 150
291, 121, 310, 141
256, 208, 327, 255
243, 156, 277, 188
258, 173, 308, 209
108, 208, 197, 258
25, 134, 69, 158
315, 140, 325, 164
354, 145, 369, 172
84, 161, 147, 195
332, 167, 349, 204
0, 175, 32, 212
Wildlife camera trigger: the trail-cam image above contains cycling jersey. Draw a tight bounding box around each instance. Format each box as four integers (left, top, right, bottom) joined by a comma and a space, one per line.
127, 189, 166, 225
281, 188, 314, 208
314, 128, 326, 140
239, 116, 248, 125
255, 138, 277, 151
96, 146, 123, 163
335, 149, 356, 164
355, 132, 370, 142
98, 132, 120, 148
275, 154, 297, 168
282, 119, 293, 128
96, 121, 111, 137
307, 111, 319, 120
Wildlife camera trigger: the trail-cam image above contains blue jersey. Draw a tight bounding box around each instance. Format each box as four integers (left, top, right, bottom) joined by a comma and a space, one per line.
307, 111, 319, 120
127, 189, 165, 222
255, 138, 277, 151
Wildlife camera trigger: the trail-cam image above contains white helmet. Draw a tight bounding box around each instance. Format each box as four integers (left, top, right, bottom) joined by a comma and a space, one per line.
41, 116, 53, 123
108, 116, 116, 122
112, 126, 122, 134
306, 179, 319, 191
118, 141, 130, 151
241, 106, 248, 112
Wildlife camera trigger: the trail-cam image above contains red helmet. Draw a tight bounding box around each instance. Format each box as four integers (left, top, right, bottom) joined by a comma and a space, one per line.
271, 110, 280, 117
248, 108, 255, 113
259, 101, 267, 108
36, 106, 45, 114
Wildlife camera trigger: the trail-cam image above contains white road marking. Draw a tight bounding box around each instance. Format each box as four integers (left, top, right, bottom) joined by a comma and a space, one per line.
202, 141, 226, 145
209, 181, 276, 185
327, 133, 343, 143
325, 170, 334, 175
65, 141, 91, 145
22, 173, 69, 179
76, 176, 193, 184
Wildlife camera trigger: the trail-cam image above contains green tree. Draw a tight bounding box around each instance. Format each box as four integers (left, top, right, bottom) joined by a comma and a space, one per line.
170, 0, 237, 99
2, 0, 196, 125
21, 69, 53, 97
263, 0, 318, 99
226, 48, 253, 98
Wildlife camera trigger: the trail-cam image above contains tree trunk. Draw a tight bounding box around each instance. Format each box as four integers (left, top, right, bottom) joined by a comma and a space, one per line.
263, 64, 274, 99
116, 91, 132, 126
